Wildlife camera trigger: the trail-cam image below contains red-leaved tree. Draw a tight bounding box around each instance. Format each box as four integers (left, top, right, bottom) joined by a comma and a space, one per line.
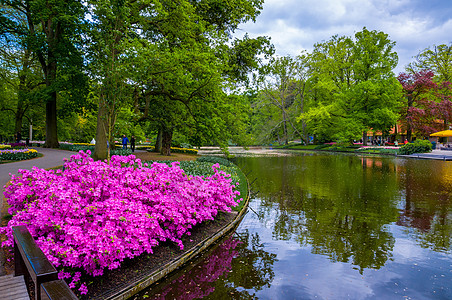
398, 70, 452, 140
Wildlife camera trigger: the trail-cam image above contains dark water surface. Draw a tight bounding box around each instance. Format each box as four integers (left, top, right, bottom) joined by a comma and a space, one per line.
134, 152, 452, 300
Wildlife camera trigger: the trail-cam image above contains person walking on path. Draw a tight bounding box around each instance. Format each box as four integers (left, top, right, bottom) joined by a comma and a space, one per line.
122, 135, 129, 149
130, 136, 136, 152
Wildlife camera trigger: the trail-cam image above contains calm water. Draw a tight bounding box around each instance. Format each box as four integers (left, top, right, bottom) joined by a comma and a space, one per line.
134, 152, 452, 300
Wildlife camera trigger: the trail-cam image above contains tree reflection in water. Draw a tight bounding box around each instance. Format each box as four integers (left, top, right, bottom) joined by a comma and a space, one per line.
132, 231, 277, 299
242, 155, 400, 273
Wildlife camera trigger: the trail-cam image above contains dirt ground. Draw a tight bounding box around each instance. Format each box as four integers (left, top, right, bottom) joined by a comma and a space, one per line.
133, 151, 198, 162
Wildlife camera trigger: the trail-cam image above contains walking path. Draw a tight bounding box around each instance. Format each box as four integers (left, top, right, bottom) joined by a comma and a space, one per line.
0, 148, 73, 276
401, 149, 452, 160
1, 148, 74, 207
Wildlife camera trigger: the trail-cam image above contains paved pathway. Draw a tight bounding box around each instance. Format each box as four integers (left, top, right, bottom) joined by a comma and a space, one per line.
0, 148, 73, 276
1, 148, 74, 200
401, 149, 452, 160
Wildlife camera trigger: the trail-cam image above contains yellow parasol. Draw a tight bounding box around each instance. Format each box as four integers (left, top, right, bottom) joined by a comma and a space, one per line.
430, 130, 452, 137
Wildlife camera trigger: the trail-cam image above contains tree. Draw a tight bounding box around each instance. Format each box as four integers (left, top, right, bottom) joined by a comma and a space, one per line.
127, 0, 271, 156
398, 70, 437, 141
88, 0, 134, 160
301, 28, 401, 144
1, 0, 87, 147
0, 12, 42, 137
255, 55, 309, 145
410, 44, 452, 82
398, 70, 452, 138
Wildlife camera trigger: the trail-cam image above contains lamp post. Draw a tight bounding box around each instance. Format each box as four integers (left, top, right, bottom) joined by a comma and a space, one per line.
29, 119, 32, 142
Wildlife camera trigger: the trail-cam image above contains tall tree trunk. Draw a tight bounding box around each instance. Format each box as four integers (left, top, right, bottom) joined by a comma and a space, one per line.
362, 131, 368, 146
406, 95, 413, 142
133, 87, 140, 113
43, 44, 59, 148
154, 128, 162, 153
302, 120, 307, 145
15, 106, 24, 135
15, 49, 30, 135
406, 126, 412, 143
42, 20, 60, 148
161, 127, 173, 156
45, 90, 59, 148
93, 99, 109, 161
282, 111, 289, 145
109, 107, 116, 150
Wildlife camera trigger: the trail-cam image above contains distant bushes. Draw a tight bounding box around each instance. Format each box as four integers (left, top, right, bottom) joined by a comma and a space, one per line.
150, 156, 248, 212
197, 156, 234, 167
59, 143, 95, 152
398, 140, 432, 155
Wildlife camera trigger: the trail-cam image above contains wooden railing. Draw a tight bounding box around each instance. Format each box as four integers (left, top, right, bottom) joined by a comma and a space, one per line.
12, 225, 78, 300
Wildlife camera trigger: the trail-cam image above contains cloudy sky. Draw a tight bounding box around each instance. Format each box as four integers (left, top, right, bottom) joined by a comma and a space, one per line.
236, 0, 452, 74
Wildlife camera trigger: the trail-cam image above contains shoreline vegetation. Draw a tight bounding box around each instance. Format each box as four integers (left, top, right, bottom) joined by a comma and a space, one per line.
270, 140, 433, 156
0, 151, 249, 299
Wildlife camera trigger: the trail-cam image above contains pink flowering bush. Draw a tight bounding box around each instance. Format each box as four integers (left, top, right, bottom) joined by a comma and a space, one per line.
1, 151, 241, 295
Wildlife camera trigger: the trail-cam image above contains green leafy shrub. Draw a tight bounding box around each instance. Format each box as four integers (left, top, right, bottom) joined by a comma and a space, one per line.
111, 148, 132, 156
357, 147, 399, 154
196, 156, 234, 167
149, 159, 248, 211
60, 143, 95, 152
314, 144, 330, 150
398, 140, 432, 155
180, 142, 193, 149
378, 148, 399, 154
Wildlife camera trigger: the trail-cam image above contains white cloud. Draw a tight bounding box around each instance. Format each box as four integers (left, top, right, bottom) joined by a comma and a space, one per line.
236, 0, 452, 74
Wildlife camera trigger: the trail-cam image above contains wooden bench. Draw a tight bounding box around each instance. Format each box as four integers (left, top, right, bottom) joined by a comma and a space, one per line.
12, 226, 77, 300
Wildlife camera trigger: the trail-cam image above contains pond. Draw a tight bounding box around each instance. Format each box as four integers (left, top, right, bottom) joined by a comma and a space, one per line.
134, 151, 452, 299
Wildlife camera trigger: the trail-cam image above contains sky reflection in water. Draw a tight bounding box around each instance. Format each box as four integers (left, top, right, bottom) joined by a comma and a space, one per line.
137, 152, 451, 300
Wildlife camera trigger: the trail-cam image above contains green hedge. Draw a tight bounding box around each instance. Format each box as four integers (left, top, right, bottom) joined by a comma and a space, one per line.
196, 156, 234, 167
398, 140, 432, 155
314, 144, 331, 150
111, 148, 132, 156
59, 144, 95, 152
148, 158, 248, 212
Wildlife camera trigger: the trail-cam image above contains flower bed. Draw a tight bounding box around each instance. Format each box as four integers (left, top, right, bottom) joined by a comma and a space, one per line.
0, 148, 38, 160
0, 151, 240, 295
145, 146, 198, 155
